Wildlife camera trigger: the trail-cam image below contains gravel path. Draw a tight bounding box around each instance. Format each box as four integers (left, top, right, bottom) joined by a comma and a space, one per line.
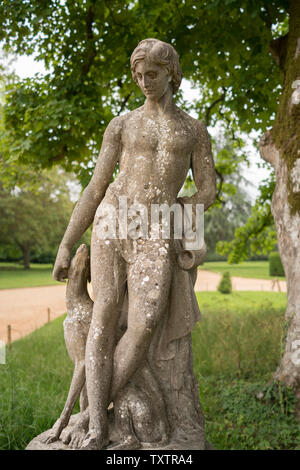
0, 284, 67, 343
0, 271, 286, 343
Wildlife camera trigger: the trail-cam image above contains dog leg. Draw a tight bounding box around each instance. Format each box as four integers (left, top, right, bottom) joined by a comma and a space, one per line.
41, 360, 86, 444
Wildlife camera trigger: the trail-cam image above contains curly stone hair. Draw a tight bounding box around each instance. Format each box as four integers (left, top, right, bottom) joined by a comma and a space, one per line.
130, 38, 183, 94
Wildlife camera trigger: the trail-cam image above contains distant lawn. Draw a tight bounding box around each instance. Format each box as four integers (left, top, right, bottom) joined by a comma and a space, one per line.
1, 260, 286, 289
0, 262, 59, 289
199, 261, 285, 280
196, 291, 287, 313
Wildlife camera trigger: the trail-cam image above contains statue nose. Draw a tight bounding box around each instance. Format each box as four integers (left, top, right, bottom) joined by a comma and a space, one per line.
143, 76, 150, 88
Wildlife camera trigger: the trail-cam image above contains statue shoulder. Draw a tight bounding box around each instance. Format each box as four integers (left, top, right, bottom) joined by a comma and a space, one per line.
108, 106, 144, 133
175, 106, 208, 138
106, 115, 124, 135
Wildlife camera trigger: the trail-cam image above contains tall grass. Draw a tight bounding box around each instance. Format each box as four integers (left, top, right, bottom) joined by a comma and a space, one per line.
0, 316, 75, 449
191, 300, 300, 450
192, 307, 284, 379
0, 296, 299, 450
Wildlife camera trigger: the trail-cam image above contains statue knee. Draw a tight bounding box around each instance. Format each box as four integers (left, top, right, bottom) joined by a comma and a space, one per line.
93, 295, 119, 328
144, 311, 158, 331
130, 315, 157, 344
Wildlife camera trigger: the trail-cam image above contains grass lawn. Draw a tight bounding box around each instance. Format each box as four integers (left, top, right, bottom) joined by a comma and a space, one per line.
1, 260, 286, 290
0, 262, 58, 289
0, 291, 299, 450
197, 291, 287, 313
199, 260, 285, 280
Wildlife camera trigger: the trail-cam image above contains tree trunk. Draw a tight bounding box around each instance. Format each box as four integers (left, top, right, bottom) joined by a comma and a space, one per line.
260, 0, 300, 400
22, 244, 31, 270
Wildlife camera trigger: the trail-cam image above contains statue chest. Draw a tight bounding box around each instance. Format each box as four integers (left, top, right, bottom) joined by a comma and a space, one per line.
123, 118, 194, 157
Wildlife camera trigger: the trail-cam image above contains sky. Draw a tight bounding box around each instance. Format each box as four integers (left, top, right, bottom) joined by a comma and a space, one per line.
10, 53, 271, 202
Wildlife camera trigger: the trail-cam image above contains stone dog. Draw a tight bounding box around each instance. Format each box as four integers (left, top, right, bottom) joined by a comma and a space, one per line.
42, 244, 168, 449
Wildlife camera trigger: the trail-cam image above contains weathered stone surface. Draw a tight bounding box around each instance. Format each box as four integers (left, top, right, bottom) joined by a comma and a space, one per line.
27, 38, 216, 450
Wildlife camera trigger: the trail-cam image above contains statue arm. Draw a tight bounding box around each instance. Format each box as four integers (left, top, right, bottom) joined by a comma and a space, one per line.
53, 117, 122, 281
190, 121, 216, 211
180, 121, 216, 211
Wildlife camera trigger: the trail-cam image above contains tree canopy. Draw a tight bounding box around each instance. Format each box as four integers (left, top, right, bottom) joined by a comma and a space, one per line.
0, 1, 289, 180
0, 0, 295, 262
0, 168, 87, 268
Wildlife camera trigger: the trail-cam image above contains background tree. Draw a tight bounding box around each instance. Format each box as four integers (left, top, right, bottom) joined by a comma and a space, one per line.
196, 132, 252, 259
217, 175, 277, 263
0, 168, 86, 269
0, 0, 299, 393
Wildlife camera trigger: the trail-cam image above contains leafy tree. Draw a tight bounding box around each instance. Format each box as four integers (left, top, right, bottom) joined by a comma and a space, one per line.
204, 133, 252, 258
0, 0, 299, 393
0, 169, 84, 269
217, 175, 277, 262
0, 1, 286, 181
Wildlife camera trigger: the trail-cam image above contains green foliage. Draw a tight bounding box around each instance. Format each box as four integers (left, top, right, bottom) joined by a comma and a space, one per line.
215, 379, 300, 450
193, 131, 252, 257
0, 0, 289, 182
217, 271, 232, 294
269, 251, 285, 277
216, 174, 277, 263
0, 168, 83, 268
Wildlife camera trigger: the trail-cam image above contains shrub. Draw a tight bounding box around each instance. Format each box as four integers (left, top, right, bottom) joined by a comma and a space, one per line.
217, 271, 232, 294
269, 252, 284, 277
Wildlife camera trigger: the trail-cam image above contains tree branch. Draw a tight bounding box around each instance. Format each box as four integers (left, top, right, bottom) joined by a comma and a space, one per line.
205, 88, 226, 126
117, 92, 133, 116
82, 1, 97, 76
269, 34, 289, 71
215, 168, 226, 205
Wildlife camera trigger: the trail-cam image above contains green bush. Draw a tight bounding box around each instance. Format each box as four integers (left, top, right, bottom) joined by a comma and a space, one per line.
217, 271, 232, 294
205, 251, 227, 262
269, 252, 284, 277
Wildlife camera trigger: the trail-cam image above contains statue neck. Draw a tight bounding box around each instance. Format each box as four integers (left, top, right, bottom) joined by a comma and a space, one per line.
144, 86, 175, 117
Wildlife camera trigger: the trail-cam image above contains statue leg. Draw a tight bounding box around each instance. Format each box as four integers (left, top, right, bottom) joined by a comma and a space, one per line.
80, 384, 88, 411
81, 238, 127, 450
110, 247, 173, 400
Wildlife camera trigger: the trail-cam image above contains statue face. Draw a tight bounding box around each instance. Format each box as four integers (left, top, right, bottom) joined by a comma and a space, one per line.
135, 58, 172, 101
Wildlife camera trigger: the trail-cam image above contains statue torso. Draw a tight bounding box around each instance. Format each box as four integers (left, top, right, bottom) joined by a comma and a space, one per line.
109, 105, 197, 206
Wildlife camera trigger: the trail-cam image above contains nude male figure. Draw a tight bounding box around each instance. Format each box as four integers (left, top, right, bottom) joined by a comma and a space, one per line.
53, 38, 216, 449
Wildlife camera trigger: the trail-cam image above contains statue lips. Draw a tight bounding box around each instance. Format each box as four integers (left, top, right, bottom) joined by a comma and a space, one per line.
144, 89, 154, 95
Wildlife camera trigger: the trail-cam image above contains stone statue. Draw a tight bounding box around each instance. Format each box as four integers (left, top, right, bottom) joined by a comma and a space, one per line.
26, 38, 216, 451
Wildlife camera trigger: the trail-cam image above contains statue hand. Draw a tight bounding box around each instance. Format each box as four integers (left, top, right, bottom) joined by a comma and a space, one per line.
53, 246, 71, 282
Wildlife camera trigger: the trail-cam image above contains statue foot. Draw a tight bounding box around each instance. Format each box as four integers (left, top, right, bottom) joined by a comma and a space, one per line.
108, 436, 142, 450
80, 431, 109, 450
69, 427, 88, 449
40, 431, 59, 445
40, 418, 68, 444
60, 412, 89, 447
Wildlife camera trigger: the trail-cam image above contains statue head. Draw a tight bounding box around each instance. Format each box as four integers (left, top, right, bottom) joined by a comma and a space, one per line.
130, 38, 183, 95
